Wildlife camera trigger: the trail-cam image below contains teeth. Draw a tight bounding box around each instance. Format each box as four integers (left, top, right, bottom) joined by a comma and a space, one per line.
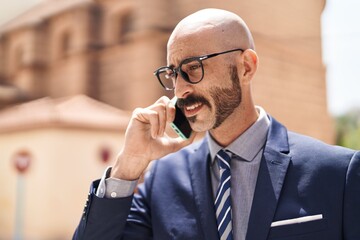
186, 103, 201, 111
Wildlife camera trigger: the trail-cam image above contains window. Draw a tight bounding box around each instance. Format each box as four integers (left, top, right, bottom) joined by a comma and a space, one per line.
59, 31, 72, 58
14, 46, 25, 70
117, 12, 133, 43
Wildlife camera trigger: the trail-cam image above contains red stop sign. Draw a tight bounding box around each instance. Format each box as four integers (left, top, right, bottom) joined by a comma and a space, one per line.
13, 151, 31, 174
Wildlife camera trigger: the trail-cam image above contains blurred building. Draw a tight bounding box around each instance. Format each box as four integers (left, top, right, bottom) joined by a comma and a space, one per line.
0, 0, 333, 239
0, 95, 130, 239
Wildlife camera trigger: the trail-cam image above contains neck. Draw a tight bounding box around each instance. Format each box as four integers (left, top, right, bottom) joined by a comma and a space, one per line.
209, 104, 258, 147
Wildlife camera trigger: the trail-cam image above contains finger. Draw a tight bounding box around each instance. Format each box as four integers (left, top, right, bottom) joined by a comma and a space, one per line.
134, 96, 169, 122
147, 110, 160, 139
133, 107, 150, 124
134, 108, 160, 138
182, 130, 197, 145
134, 97, 172, 138
155, 96, 171, 105
154, 96, 175, 123
148, 103, 167, 137
156, 104, 166, 137
169, 131, 198, 152
166, 100, 176, 123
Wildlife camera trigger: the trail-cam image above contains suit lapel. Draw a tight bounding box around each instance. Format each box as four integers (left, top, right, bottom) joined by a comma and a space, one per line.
188, 139, 219, 240
246, 116, 291, 240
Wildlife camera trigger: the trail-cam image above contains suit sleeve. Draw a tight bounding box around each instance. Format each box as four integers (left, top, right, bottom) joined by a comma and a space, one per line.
343, 151, 360, 239
72, 162, 157, 240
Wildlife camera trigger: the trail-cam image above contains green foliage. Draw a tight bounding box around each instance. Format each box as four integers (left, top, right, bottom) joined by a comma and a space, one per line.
335, 110, 360, 150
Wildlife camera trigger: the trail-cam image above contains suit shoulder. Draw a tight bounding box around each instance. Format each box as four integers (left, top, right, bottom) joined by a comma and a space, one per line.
287, 131, 356, 161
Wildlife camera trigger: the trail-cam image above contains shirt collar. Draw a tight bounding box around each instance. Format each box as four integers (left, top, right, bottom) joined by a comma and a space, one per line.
207, 106, 270, 164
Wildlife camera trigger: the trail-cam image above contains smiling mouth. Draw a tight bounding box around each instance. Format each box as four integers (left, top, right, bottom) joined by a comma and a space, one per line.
184, 103, 203, 117
186, 103, 202, 110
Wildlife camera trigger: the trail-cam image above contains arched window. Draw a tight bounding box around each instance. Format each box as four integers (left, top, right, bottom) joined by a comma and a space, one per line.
59, 31, 72, 58
14, 46, 25, 70
117, 11, 133, 43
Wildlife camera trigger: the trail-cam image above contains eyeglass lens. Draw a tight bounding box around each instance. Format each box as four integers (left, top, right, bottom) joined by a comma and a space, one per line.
157, 59, 204, 90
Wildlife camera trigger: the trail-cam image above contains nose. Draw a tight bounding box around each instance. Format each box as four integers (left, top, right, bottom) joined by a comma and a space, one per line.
174, 73, 192, 99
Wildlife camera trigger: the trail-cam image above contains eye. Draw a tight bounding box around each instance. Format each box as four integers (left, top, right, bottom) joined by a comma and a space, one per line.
183, 62, 201, 72
189, 64, 201, 71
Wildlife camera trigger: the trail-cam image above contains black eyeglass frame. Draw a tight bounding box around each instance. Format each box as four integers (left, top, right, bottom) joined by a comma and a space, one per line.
153, 48, 244, 90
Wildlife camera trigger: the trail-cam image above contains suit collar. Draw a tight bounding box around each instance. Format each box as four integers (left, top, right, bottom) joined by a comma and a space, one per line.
246, 115, 291, 240
188, 138, 219, 240
207, 106, 270, 163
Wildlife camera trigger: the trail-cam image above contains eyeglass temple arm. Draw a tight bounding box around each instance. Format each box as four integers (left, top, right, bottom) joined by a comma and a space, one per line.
200, 48, 244, 61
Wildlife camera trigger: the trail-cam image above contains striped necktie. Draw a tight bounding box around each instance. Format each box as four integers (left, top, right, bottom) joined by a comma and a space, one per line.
214, 149, 233, 240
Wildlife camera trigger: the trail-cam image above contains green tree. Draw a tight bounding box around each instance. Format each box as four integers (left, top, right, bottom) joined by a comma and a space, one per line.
335, 110, 360, 150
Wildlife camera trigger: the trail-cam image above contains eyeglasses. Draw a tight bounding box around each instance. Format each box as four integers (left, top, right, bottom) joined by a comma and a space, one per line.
153, 48, 244, 90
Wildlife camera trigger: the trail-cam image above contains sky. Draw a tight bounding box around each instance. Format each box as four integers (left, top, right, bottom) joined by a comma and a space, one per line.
322, 0, 360, 116
0, 0, 359, 116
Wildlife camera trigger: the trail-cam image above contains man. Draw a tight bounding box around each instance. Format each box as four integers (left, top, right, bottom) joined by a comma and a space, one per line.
73, 8, 360, 240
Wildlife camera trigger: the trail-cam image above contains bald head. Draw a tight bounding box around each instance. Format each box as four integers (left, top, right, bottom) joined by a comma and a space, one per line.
168, 8, 255, 55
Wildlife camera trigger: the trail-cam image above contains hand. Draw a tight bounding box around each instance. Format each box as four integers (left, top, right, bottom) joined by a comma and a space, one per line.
111, 96, 196, 180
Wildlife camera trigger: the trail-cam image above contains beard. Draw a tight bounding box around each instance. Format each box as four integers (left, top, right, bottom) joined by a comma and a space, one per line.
211, 65, 242, 128
177, 65, 242, 129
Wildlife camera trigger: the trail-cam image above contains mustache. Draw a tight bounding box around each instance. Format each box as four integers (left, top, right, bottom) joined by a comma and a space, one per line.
177, 94, 211, 109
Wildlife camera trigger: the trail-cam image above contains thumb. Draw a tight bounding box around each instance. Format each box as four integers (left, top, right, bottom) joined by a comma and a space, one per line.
171, 131, 198, 152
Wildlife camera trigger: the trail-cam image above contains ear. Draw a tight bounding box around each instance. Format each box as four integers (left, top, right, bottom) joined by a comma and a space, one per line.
238, 49, 258, 84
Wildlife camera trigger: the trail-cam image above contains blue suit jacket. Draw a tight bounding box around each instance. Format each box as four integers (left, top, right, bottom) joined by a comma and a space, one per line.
74, 117, 360, 240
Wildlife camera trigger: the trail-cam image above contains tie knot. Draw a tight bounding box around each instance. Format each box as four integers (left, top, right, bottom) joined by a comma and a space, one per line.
216, 149, 231, 170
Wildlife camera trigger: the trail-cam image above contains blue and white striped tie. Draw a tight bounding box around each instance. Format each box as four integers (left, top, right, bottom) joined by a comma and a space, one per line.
214, 149, 233, 240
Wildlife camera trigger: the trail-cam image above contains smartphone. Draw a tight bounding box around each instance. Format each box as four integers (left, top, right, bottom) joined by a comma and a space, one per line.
170, 97, 192, 139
